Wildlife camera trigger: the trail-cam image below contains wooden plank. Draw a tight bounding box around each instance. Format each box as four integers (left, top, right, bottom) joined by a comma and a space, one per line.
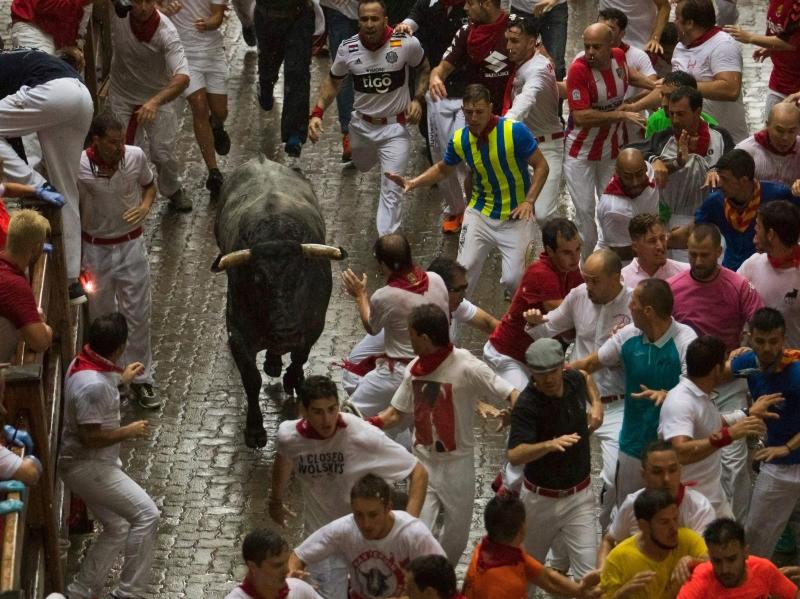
0, 445, 25, 591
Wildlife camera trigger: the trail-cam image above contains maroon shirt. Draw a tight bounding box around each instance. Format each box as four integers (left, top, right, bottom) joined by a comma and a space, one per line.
489, 253, 583, 362
0, 254, 40, 329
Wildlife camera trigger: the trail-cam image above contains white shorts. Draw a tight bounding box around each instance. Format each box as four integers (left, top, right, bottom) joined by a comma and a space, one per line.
184, 54, 229, 97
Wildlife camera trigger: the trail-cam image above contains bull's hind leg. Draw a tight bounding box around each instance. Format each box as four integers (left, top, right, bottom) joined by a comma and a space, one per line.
283, 351, 308, 396
263, 352, 282, 377
229, 333, 268, 448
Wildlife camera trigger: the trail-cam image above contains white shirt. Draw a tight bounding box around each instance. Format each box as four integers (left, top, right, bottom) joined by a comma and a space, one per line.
110, 12, 190, 105
528, 285, 632, 397
505, 51, 562, 138
369, 273, 449, 359
78, 145, 154, 238
671, 29, 748, 142
330, 32, 424, 119
60, 363, 123, 465
623, 43, 656, 101
738, 251, 800, 347
224, 578, 322, 599
0, 446, 22, 480
391, 347, 515, 459
659, 377, 726, 511
276, 413, 417, 532
295, 511, 445, 599
736, 134, 800, 186
596, 167, 660, 254
609, 486, 717, 541
169, 0, 226, 55
599, 0, 656, 50
622, 257, 689, 288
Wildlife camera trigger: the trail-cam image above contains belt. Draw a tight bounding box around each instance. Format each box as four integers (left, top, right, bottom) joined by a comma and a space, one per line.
81, 227, 143, 245
357, 112, 406, 125
601, 394, 623, 404
523, 476, 590, 498
536, 131, 565, 143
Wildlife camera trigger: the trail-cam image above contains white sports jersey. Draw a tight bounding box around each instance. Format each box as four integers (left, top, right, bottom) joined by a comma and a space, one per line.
738, 252, 800, 347
671, 29, 748, 142
595, 165, 660, 252
169, 0, 227, 55
78, 145, 154, 238
224, 578, 322, 599
276, 413, 416, 532
109, 12, 190, 105
505, 51, 562, 138
391, 347, 515, 459
295, 511, 445, 599
609, 486, 716, 541
330, 32, 424, 120
736, 134, 800, 185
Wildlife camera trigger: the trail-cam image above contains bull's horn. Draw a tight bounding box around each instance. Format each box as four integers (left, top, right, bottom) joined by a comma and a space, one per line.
300, 244, 348, 260
216, 249, 253, 271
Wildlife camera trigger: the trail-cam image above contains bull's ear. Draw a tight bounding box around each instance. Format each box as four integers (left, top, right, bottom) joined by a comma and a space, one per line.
210, 254, 224, 273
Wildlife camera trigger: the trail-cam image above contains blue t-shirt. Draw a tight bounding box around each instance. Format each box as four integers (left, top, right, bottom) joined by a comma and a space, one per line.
695, 182, 799, 271
731, 350, 800, 465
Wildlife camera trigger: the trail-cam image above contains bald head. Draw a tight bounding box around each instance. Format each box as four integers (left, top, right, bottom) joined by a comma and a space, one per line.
583, 249, 623, 304
586, 249, 622, 276
617, 148, 645, 171
373, 233, 413, 272
583, 23, 614, 70
584, 23, 614, 45
766, 102, 800, 154
615, 148, 651, 198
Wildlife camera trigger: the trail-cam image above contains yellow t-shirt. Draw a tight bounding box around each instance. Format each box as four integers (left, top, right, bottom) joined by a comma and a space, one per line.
601, 529, 707, 599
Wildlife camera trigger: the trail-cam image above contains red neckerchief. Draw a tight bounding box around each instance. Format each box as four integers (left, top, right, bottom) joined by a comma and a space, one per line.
466, 12, 509, 64
673, 120, 711, 157
360, 25, 392, 51
675, 483, 687, 506
501, 63, 518, 115
754, 129, 797, 156
768, 245, 800, 268
768, 0, 800, 34
387, 265, 429, 295
619, 41, 630, 52
129, 9, 160, 43
238, 577, 290, 599
604, 172, 655, 199
67, 344, 123, 378
724, 181, 761, 233
296, 415, 347, 439
410, 343, 454, 376
476, 537, 524, 570
685, 26, 722, 49
475, 114, 500, 146
86, 145, 122, 178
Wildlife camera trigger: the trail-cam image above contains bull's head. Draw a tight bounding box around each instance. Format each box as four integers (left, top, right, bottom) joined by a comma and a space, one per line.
210, 241, 348, 272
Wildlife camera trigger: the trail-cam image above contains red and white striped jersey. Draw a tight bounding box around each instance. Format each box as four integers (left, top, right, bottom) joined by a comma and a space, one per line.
565, 48, 629, 161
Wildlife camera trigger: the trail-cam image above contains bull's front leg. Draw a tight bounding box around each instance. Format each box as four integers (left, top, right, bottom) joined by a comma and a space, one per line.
283, 350, 308, 396
228, 328, 268, 448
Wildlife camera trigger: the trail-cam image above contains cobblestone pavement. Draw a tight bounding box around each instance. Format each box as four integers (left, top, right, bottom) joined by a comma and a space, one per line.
1, 0, 770, 595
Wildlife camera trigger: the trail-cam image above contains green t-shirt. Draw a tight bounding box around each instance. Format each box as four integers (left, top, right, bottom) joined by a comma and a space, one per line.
645, 108, 719, 139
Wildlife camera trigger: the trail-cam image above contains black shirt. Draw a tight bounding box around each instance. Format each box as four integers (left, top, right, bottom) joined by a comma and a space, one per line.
0, 49, 79, 100
507, 369, 591, 489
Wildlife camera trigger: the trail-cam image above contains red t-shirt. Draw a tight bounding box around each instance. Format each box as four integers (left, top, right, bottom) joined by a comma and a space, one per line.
489, 253, 583, 362
0, 254, 41, 328
677, 556, 798, 599
0, 200, 9, 249
767, 0, 800, 95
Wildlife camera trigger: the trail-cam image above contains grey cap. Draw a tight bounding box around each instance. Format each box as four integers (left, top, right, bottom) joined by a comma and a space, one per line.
525, 338, 565, 373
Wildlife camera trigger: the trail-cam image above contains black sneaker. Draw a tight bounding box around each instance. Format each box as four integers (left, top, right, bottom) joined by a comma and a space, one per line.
206, 168, 224, 202
210, 119, 231, 156
168, 188, 192, 212
242, 25, 256, 47
258, 83, 274, 111
131, 383, 161, 409
285, 134, 302, 158
69, 281, 87, 305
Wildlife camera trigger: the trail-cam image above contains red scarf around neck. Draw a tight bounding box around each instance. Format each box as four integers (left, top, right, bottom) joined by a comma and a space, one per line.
476, 114, 500, 145
673, 120, 711, 157
685, 26, 722, 48
387, 265, 429, 294
129, 9, 160, 43
604, 172, 655, 199
501, 65, 519, 115
67, 344, 122, 378
239, 577, 289, 599
477, 537, 524, 570
360, 25, 392, 51
86, 145, 122, 178
768, 245, 800, 268
296, 415, 347, 439
724, 181, 761, 233
754, 129, 797, 156
410, 343, 454, 376
466, 11, 508, 64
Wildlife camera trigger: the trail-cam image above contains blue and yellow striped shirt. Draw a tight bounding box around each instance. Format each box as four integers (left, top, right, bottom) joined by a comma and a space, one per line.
443, 117, 538, 220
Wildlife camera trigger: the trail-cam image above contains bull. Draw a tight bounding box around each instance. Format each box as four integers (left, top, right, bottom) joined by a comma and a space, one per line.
212, 156, 347, 448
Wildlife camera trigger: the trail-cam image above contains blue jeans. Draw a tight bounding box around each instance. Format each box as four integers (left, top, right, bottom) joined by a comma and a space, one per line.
511, 2, 568, 80
324, 7, 358, 133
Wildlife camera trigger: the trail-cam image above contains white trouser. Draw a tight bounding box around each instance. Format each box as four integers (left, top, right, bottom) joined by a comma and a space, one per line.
9, 20, 56, 53
595, 399, 624, 528
615, 451, 646, 507
82, 237, 153, 385
341, 331, 386, 396
61, 459, 160, 599
110, 97, 182, 198
350, 360, 411, 447
714, 378, 751, 521
458, 208, 535, 297
766, 90, 787, 121
231, 0, 255, 28
746, 463, 800, 557
0, 77, 93, 279
521, 484, 597, 578
563, 155, 616, 258
349, 114, 410, 236
308, 554, 349, 599
534, 138, 565, 224
426, 94, 467, 216
419, 453, 475, 565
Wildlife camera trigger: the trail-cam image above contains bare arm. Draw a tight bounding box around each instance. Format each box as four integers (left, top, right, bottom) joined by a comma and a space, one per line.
288, 552, 306, 573
308, 75, 344, 142
148, 73, 190, 109
523, 147, 550, 206
2, 182, 38, 197
429, 61, 455, 99
597, 532, 617, 569
531, 567, 584, 596
696, 71, 741, 102
341, 270, 373, 334
466, 306, 500, 335
569, 351, 603, 374
724, 26, 798, 50
19, 322, 52, 353
77, 420, 148, 449
269, 453, 297, 526
645, 0, 670, 53
374, 405, 406, 429
507, 433, 581, 466
405, 462, 428, 517
386, 161, 454, 192
571, 108, 642, 129
13, 457, 42, 486
628, 68, 657, 91
541, 298, 564, 312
